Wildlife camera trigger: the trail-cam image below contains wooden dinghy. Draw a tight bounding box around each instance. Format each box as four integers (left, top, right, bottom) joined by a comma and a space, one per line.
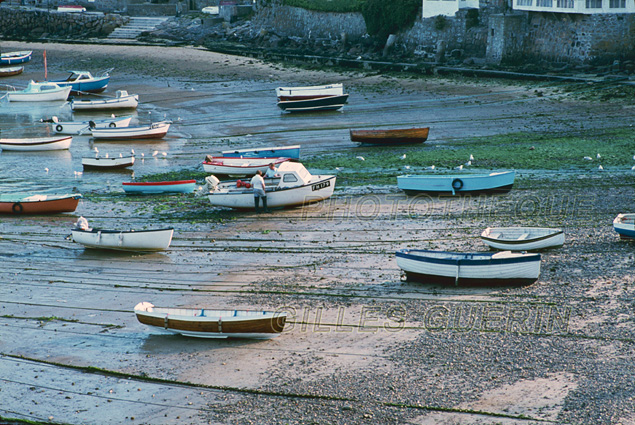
276, 83, 344, 101
46, 115, 133, 135
134, 302, 287, 339
277, 94, 349, 112
0, 136, 72, 151
613, 213, 635, 240
82, 155, 135, 169
0, 193, 82, 214
222, 145, 301, 160
202, 156, 290, 175
123, 179, 196, 194
395, 249, 541, 286
397, 171, 515, 195
91, 121, 170, 140
6, 81, 72, 102
70, 90, 139, 111
0, 66, 24, 77
71, 227, 173, 251
206, 162, 335, 210
350, 127, 430, 145
481, 227, 564, 251
0, 51, 32, 66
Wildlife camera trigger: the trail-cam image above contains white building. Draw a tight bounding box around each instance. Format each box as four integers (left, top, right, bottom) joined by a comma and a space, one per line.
421, 0, 480, 18
513, 0, 635, 13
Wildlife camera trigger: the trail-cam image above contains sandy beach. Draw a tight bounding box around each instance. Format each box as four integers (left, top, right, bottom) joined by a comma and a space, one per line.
1, 40, 635, 425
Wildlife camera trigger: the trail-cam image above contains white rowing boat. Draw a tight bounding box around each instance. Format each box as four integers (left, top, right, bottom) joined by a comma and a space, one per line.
480, 227, 565, 251
0, 136, 72, 151
71, 227, 174, 251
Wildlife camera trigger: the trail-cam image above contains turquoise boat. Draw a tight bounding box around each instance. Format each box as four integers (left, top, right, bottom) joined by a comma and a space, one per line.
51, 70, 111, 94
122, 180, 196, 195
397, 171, 515, 195
222, 145, 300, 160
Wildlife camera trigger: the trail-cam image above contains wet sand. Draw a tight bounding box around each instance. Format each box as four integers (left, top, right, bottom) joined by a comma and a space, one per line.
1, 41, 635, 424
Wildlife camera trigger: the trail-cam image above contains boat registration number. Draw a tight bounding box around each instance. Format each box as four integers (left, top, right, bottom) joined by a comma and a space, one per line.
312, 181, 330, 191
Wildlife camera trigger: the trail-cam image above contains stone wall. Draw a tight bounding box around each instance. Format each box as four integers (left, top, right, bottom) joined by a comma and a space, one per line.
0, 8, 128, 39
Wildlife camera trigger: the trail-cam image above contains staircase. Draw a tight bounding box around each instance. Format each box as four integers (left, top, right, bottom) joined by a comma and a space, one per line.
107, 16, 170, 40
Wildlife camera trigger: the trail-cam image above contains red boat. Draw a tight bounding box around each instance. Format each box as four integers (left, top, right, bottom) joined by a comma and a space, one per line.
0, 193, 82, 214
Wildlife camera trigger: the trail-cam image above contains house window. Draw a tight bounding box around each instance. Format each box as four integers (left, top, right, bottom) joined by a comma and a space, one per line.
609, 0, 625, 7
536, 0, 552, 6
586, 0, 602, 7
518, 0, 533, 6
557, 0, 573, 7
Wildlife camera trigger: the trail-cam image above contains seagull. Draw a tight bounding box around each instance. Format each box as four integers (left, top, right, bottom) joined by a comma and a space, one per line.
631, 165, 635, 171
404, 165, 410, 170
141, 153, 145, 157
94, 147, 99, 153
465, 160, 472, 166
119, 153, 123, 157
44, 168, 49, 173
335, 167, 342, 171
598, 165, 604, 171
74, 171, 83, 177
583, 156, 593, 161
131, 149, 135, 155
597, 153, 601, 159
427, 165, 435, 170
469, 154, 474, 161
152, 150, 158, 157
400, 154, 407, 160
632, 155, 635, 161
162, 152, 167, 157
455, 164, 464, 170
356, 156, 365, 161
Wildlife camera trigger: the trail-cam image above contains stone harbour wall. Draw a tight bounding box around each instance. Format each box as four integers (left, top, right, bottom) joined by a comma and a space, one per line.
0, 8, 128, 39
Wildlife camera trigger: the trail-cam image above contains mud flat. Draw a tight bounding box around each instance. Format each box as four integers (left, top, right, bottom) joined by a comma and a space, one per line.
0, 41, 634, 425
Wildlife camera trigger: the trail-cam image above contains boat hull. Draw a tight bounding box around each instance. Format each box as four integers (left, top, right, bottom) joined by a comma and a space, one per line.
208, 176, 335, 209
202, 156, 290, 175
134, 302, 287, 339
613, 213, 635, 239
398, 171, 515, 195
72, 228, 173, 251
0, 193, 81, 214
91, 122, 169, 140
276, 83, 343, 101
53, 116, 133, 135
82, 156, 135, 169
277, 94, 349, 112
52, 76, 109, 94
350, 127, 430, 145
123, 180, 196, 194
0, 66, 24, 77
396, 249, 541, 286
7, 85, 72, 102
0, 136, 72, 151
71, 94, 139, 110
222, 145, 300, 160
0, 51, 32, 65
480, 227, 565, 251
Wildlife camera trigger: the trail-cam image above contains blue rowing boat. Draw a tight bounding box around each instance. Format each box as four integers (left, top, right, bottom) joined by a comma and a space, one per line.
222, 145, 301, 160
0, 51, 32, 65
51, 70, 111, 94
122, 180, 196, 194
397, 171, 515, 195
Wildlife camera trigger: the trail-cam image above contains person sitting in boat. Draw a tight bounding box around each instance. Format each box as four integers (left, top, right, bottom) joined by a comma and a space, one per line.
250, 170, 269, 213
75, 216, 91, 230
265, 163, 279, 179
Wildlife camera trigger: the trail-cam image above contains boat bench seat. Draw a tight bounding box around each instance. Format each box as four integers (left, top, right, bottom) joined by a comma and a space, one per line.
517, 233, 529, 240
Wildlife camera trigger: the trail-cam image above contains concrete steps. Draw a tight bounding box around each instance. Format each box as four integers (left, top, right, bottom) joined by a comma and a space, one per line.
107, 16, 169, 39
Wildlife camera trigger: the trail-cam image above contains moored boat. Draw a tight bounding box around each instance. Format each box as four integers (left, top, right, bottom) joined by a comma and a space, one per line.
82, 155, 135, 169
0, 66, 24, 78
350, 127, 430, 145
57, 5, 87, 12
0, 51, 32, 66
206, 162, 335, 210
276, 83, 344, 101
0, 193, 82, 214
134, 302, 287, 339
480, 227, 565, 251
71, 227, 173, 251
123, 179, 196, 194
91, 121, 170, 140
397, 171, 515, 195
45, 115, 133, 135
222, 145, 300, 160
6, 81, 72, 102
395, 249, 541, 286
202, 156, 291, 175
70, 90, 139, 111
51, 69, 111, 94
277, 94, 349, 112
613, 213, 635, 240
0, 136, 72, 151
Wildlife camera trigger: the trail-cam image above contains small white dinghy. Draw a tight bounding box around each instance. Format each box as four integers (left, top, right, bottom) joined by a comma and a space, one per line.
613, 213, 635, 240
71, 223, 173, 252
202, 155, 291, 176
480, 227, 564, 251
91, 121, 170, 140
70, 90, 139, 111
0, 136, 72, 151
45, 115, 133, 135
82, 155, 135, 169
134, 302, 288, 339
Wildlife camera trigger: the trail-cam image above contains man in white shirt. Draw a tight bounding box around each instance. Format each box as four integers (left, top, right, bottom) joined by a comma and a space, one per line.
250, 170, 268, 213
265, 163, 278, 178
